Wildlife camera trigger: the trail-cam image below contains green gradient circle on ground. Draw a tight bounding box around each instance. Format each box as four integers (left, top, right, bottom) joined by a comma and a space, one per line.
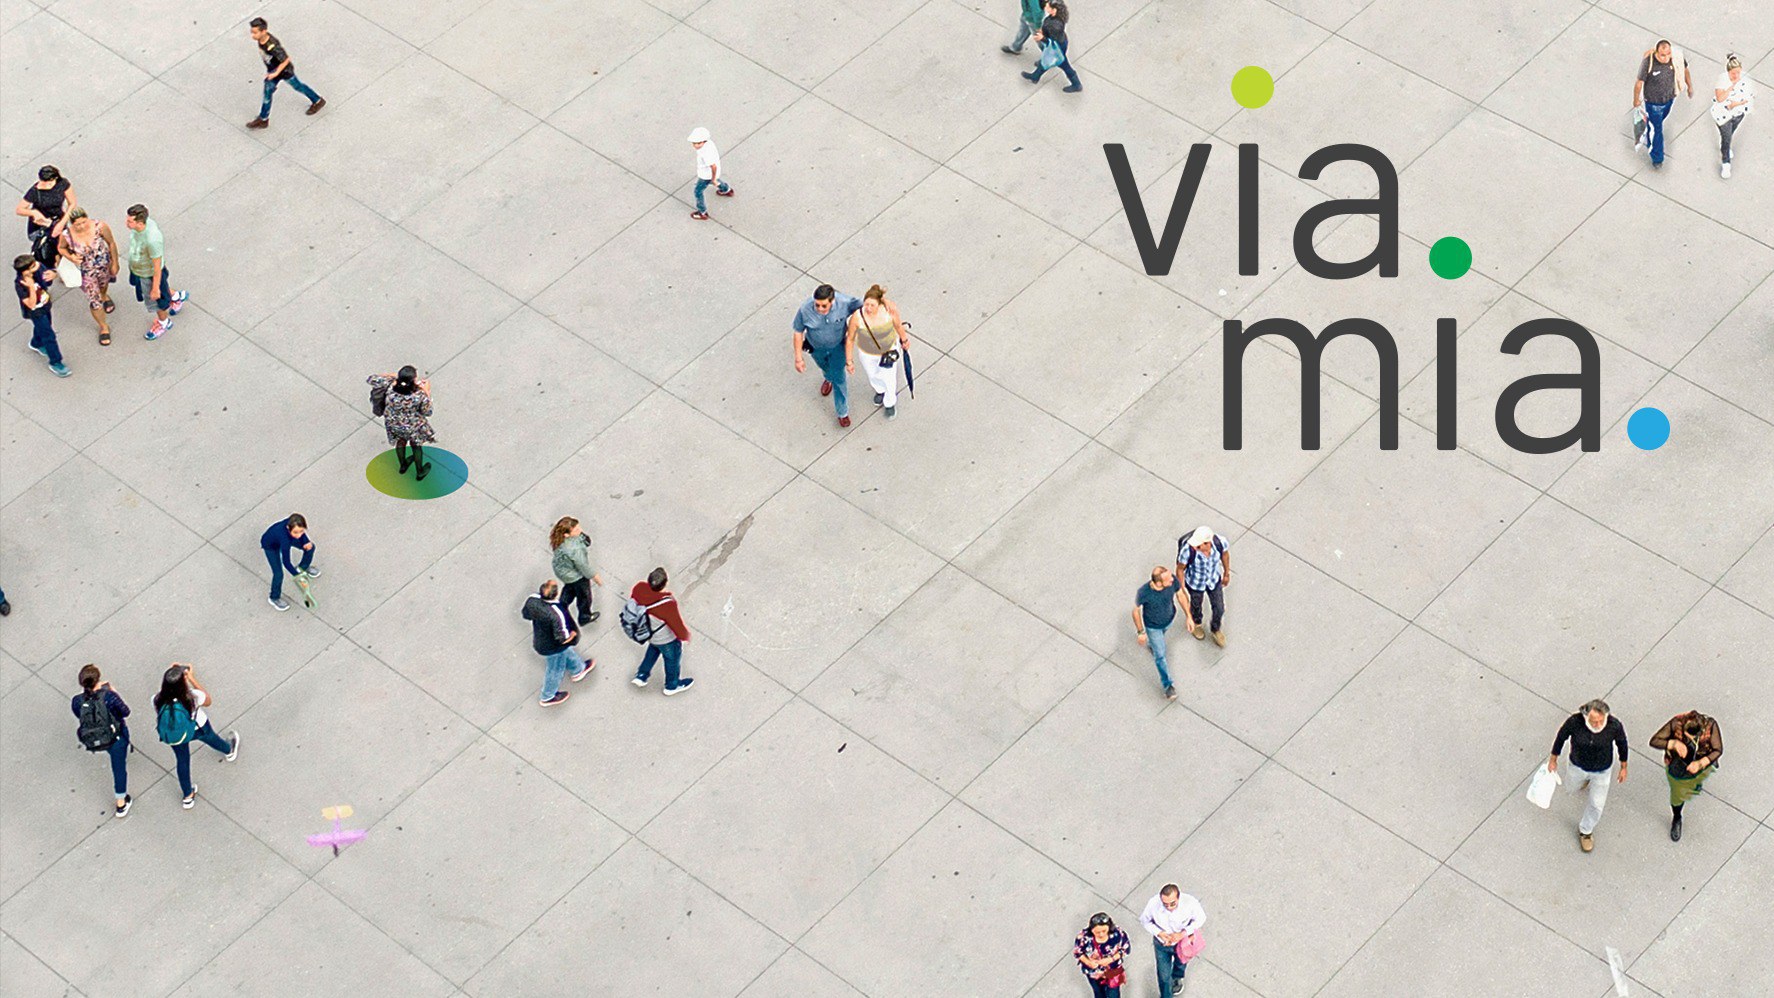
1429, 237, 1472, 279
1230, 66, 1274, 108
365, 448, 469, 499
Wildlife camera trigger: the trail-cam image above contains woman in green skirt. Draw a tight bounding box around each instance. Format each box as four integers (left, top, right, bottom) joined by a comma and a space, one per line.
1649, 710, 1722, 842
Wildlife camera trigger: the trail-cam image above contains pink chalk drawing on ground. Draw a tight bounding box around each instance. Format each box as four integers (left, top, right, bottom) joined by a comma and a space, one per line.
306, 805, 368, 857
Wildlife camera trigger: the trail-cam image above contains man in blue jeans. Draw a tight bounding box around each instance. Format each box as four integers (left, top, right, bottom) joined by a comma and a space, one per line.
260, 513, 319, 611
792, 283, 863, 428
245, 17, 325, 128
1634, 40, 1691, 169
522, 580, 593, 707
15, 255, 69, 377
1132, 566, 1184, 701
630, 568, 694, 695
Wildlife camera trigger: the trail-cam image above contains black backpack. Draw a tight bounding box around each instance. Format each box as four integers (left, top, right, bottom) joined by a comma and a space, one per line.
76, 693, 120, 752
370, 381, 389, 417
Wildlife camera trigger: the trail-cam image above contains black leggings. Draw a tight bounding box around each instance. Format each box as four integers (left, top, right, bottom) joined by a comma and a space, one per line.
561, 577, 595, 623
396, 440, 426, 470
1718, 115, 1744, 163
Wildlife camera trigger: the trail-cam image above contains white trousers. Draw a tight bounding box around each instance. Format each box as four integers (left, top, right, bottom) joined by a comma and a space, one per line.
859, 350, 897, 408
1567, 762, 1613, 835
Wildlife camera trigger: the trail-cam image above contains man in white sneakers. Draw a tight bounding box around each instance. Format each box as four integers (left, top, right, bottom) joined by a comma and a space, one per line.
687, 127, 734, 221
1140, 884, 1206, 998
629, 567, 694, 694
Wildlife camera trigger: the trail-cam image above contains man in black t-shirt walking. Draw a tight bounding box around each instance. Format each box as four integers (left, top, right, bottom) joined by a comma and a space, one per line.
246, 17, 325, 129
1548, 699, 1630, 853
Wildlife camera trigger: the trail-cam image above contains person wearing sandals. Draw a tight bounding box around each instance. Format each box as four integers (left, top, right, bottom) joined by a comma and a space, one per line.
153, 663, 238, 810
847, 284, 912, 421
1073, 912, 1131, 997
1649, 710, 1722, 842
57, 208, 119, 346
367, 366, 437, 480
72, 664, 134, 818
16, 165, 76, 267
550, 516, 605, 626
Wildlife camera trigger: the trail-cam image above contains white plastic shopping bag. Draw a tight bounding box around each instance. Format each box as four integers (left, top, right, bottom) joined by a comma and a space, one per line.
1525, 764, 1560, 809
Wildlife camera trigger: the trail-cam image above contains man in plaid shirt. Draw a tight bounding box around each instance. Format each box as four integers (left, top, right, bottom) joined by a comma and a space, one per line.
1176, 526, 1231, 647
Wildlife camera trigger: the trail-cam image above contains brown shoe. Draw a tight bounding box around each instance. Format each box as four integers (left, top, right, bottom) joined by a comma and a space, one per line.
1190, 624, 1205, 640
1211, 630, 1226, 648
306, 97, 326, 115
1579, 833, 1594, 853
245, 118, 269, 129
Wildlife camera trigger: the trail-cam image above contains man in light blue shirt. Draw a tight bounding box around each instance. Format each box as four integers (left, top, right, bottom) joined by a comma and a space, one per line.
792, 283, 862, 427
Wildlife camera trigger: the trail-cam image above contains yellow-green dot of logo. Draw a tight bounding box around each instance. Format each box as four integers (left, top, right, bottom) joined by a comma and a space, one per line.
1231, 66, 1274, 109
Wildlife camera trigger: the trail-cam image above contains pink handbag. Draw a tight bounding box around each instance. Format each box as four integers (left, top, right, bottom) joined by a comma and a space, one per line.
1174, 931, 1205, 962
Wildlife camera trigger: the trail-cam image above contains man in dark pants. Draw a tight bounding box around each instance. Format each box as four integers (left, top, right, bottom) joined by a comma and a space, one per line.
14, 254, 69, 377
792, 284, 862, 428
1176, 526, 1230, 647
260, 513, 319, 612
246, 17, 325, 129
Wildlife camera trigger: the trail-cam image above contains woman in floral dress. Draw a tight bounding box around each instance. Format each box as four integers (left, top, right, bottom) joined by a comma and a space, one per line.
57, 208, 118, 345
367, 365, 436, 480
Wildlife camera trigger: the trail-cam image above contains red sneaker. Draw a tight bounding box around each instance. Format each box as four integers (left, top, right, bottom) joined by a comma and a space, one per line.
838, 415, 851, 428
715, 186, 735, 197
690, 210, 710, 220
820, 379, 833, 397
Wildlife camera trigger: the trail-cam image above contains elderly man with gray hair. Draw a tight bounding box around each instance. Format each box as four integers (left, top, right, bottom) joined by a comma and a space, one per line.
1548, 699, 1629, 853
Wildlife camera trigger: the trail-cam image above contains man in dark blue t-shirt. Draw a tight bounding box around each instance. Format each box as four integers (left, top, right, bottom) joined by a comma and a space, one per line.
1132, 566, 1184, 700
14, 254, 69, 377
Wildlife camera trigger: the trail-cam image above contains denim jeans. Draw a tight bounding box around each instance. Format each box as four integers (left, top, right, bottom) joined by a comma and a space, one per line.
1645, 100, 1673, 163
1088, 980, 1121, 998
1008, 18, 1034, 52
1154, 937, 1188, 998
261, 73, 321, 118
171, 722, 232, 796
1145, 623, 1173, 689
106, 727, 131, 797
1568, 762, 1613, 834
693, 177, 731, 212
1031, 39, 1081, 88
28, 311, 63, 366
637, 639, 683, 688
811, 343, 850, 417
540, 646, 586, 700
264, 543, 314, 601
1188, 585, 1225, 633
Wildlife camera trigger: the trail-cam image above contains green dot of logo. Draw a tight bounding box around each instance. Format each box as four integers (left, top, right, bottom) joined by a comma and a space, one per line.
1429, 237, 1472, 279
1230, 66, 1274, 109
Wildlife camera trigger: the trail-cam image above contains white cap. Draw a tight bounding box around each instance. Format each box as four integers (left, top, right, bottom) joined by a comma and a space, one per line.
1189, 526, 1215, 547
687, 127, 710, 143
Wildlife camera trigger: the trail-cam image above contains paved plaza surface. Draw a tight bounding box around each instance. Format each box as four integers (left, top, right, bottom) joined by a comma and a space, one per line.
3, 0, 1773, 995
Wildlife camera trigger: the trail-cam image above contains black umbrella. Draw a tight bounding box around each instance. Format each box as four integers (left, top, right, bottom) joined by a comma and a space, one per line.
900, 321, 916, 399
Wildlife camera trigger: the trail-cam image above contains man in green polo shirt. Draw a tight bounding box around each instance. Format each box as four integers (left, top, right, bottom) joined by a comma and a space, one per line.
124, 204, 187, 340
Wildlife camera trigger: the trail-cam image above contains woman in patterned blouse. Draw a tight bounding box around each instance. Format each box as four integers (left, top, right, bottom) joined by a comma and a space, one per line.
1073, 912, 1131, 997
367, 365, 437, 480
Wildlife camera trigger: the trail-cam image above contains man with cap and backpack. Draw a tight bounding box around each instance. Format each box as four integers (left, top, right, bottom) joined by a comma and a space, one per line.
72, 664, 133, 818
1176, 526, 1231, 647
622, 567, 694, 695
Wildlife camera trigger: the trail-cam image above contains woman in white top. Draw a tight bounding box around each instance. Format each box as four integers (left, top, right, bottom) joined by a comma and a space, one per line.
1714, 54, 1755, 178
153, 663, 239, 809
846, 284, 912, 420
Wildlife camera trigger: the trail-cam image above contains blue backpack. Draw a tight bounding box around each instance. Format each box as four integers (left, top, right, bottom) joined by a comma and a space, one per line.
156, 701, 196, 746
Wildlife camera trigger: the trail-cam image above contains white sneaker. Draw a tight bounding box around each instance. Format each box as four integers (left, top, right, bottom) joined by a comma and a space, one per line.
1721, 162, 1732, 178
225, 730, 240, 762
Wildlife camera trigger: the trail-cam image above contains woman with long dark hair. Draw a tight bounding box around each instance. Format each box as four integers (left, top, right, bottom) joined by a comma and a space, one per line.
153, 663, 238, 809
1073, 911, 1130, 997
367, 365, 437, 479
1650, 710, 1722, 841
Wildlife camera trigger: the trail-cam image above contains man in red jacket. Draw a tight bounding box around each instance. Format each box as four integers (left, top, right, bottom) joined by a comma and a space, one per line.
631, 567, 694, 695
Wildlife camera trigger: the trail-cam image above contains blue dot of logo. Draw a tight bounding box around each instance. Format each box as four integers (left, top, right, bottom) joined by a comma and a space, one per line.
1627, 407, 1670, 450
